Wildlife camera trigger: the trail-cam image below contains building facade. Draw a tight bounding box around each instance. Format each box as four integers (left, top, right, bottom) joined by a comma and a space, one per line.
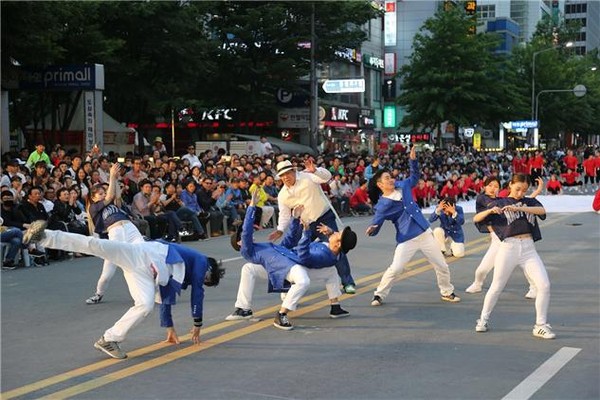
564, 0, 600, 55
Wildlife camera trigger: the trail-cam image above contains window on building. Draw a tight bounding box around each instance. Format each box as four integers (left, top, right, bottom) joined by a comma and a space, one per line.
477, 4, 496, 19
575, 46, 586, 55
576, 31, 587, 42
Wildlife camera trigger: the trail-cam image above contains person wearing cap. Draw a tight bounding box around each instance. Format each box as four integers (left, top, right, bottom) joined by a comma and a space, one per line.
2, 160, 27, 186
227, 191, 356, 330
26, 143, 51, 170
153, 137, 168, 157
21, 219, 225, 359
268, 158, 357, 294
366, 146, 460, 307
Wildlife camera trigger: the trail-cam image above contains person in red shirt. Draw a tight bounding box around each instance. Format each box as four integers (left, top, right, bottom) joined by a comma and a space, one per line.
529, 151, 545, 181
439, 180, 459, 202
546, 174, 563, 195
349, 178, 372, 215
595, 151, 600, 185
593, 187, 600, 213
471, 177, 484, 195
582, 155, 597, 190
512, 152, 523, 174
412, 179, 429, 208
560, 168, 582, 191
562, 150, 578, 173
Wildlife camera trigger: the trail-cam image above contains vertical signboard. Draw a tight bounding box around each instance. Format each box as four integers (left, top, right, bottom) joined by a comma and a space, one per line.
473, 133, 481, 150
383, 105, 396, 128
84, 91, 95, 151
384, 1, 397, 46
384, 53, 396, 75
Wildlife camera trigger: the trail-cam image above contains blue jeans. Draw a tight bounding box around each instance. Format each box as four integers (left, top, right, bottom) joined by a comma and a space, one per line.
1, 228, 23, 261
176, 207, 205, 235
308, 210, 355, 286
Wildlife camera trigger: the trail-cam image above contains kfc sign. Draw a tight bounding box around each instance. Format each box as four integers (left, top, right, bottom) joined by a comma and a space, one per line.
331, 107, 349, 121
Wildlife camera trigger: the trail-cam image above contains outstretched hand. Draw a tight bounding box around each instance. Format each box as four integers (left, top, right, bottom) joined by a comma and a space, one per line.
109, 162, 121, 179
409, 145, 417, 160
304, 158, 316, 173
250, 189, 260, 207
316, 223, 333, 236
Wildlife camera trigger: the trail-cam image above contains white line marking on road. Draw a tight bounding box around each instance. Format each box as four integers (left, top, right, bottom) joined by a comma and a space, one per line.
502, 346, 581, 400
221, 256, 243, 263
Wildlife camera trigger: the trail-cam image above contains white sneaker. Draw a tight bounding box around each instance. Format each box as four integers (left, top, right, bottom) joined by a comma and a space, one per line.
533, 324, 556, 339
465, 283, 482, 294
525, 288, 537, 299
475, 319, 488, 332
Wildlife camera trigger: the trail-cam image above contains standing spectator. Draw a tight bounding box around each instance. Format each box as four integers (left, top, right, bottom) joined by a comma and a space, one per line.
26, 142, 51, 170
153, 137, 168, 157
197, 177, 225, 237
582, 154, 598, 192
259, 136, 273, 157
349, 179, 372, 215
181, 145, 202, 169
97, 156, 111, 183
562, 149, 579, 173
364, 158, 382, 182
530, 151, 544, 181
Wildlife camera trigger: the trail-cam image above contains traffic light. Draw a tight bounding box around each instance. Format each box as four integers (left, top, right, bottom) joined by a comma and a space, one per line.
383, 79, 396, 101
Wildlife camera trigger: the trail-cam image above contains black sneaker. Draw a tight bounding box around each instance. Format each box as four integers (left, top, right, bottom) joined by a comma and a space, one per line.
2, 260, 17, 270
225, 308, 253, 321
329, 305, 350, 319
273, 312, 293, 331
371, 295, 383, 306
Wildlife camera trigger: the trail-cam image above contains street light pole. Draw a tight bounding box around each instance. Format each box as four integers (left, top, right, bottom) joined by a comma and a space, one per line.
530, 42, 573, 121
309, 2, 319, 152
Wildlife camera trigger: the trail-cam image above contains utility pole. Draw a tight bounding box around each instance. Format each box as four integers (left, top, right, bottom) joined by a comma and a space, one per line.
309, 2, 319, 152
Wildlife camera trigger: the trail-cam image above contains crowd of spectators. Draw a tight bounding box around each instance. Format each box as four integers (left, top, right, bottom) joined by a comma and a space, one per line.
2, 137, 599, 270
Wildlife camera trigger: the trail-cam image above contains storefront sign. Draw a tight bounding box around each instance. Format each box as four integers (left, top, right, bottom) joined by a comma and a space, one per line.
322, 106, 359, 128
200, 108, 236, 121
364, 54, 384, 69
359, 115, 376, 128
334, 48, 361, 63
20, 64, 104, 91
278, 108, 310, 129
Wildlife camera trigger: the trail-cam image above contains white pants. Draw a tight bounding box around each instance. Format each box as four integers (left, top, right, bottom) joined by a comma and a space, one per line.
40, 230, 161, 342
96, 221, 145, 295
479, 237, 550, 325
432, 227, 465, 258
234, 263, 342, 311
472, 232, 536, 291
375, 229, 455, 298
260, 206, 275, 228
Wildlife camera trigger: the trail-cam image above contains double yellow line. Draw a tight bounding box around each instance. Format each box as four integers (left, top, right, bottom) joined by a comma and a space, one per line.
3, 215, 567, 399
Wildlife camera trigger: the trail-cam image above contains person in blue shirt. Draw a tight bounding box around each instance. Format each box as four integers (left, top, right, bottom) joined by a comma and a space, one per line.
428, 197, 465, 258
22, 220, 224, 359
366, 145, 460, 306
227, 191, 356, 330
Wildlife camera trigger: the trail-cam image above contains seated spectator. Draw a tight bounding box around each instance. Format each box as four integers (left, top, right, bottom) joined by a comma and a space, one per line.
412, 179, 429, 209
197, 177, 225, 237
49, 188, 88, 236
439, 180, 459, 202
249, 176, 275, 229
560, 168, 582, 192
215, 181, 241, 231
41, 186, 56, 214
349, 178, 372, 215
161, 181, 206, 240
0, 215, 24, 269
132, 179, 181, 241
546, 174, 563, 195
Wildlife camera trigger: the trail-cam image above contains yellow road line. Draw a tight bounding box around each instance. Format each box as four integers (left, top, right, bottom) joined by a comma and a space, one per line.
4, 214, 569, 399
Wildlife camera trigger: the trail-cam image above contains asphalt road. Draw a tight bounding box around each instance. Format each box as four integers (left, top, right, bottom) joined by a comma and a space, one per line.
1, 211, 599, 400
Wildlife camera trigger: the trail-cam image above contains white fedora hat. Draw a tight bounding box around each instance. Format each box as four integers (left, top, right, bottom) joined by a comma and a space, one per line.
276, 160, 295, 177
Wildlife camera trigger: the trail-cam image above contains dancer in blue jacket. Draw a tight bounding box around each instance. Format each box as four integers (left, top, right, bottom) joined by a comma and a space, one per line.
228, 191, 356, 330
428, 197, 465, 258
23, 220, 224, 359
366, 145, 460, 306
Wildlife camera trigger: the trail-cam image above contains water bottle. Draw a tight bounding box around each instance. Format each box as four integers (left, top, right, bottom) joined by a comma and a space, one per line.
22, 249, 31, 268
